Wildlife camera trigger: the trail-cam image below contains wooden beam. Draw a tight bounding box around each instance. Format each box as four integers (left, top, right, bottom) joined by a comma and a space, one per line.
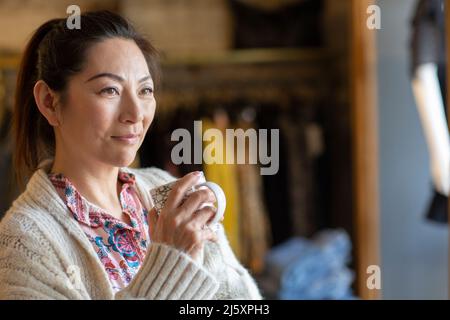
350, 0, 381, 300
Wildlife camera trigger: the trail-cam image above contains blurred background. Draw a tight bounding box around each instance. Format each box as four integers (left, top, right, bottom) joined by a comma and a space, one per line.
0, 0, 448, 299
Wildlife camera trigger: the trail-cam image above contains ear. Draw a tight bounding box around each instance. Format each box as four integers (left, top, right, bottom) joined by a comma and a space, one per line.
33, 80, 61, 126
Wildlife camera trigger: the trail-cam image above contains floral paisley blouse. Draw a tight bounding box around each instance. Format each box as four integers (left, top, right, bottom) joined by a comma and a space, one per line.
48, 170, 149, 292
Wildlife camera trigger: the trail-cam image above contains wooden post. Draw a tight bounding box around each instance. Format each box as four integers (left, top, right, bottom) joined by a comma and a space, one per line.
350, 0, 381, 300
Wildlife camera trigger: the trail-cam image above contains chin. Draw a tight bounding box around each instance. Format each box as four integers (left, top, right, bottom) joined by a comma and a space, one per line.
107, 152, 138, 168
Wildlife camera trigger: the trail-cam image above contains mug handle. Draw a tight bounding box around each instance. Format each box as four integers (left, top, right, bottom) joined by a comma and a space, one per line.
196, 181, 226, 226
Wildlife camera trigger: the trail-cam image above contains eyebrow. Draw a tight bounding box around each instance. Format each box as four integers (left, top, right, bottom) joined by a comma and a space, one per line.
85, 73, 152, 84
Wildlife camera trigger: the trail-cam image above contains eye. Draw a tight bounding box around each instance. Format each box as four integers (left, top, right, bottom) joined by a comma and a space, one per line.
100, 87, 119, 96
140, 87, 154, 96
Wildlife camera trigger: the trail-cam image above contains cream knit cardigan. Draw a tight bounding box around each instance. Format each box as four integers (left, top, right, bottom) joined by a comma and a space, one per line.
0, 163, 263, 300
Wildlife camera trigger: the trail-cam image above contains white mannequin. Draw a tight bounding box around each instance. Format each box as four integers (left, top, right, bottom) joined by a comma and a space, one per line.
412, 62, 450, 196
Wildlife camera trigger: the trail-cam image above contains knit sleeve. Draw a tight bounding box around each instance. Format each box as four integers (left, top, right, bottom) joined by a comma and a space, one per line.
0, 214, 89, 300
204, 224, 263, 300
114, 242, 219, 300
117, 224, 263, 300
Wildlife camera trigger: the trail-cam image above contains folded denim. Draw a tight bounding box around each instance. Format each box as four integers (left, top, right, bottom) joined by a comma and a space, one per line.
262, 229, 356, 299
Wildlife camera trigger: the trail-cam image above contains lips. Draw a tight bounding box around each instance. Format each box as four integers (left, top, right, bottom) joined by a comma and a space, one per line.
111, 133, 141, 144
112, 134, 139, 139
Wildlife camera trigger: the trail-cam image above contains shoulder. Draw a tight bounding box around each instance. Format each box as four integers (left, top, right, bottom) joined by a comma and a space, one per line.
0, 197, 80, 275
0, 182, 69, 259
0, 208, 85, 300
0, 208, 64, 286
0, 204, 57, 251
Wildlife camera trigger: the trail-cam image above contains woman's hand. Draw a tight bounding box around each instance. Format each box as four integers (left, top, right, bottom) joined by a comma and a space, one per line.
147, 171, 219, 261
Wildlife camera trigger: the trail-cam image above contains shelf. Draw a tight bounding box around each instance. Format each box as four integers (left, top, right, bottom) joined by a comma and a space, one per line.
161, 47, 331, 67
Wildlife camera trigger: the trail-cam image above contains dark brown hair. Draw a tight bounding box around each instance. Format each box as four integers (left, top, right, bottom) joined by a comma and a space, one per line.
13, 10, 160, 184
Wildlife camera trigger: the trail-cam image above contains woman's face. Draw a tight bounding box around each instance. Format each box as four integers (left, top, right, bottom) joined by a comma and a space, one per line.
55, 38, 155, 168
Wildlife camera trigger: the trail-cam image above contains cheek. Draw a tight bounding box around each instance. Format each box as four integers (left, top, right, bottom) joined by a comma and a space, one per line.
91, 107, 115, 130
64, 101, 115, 139
60, 83, 118, 143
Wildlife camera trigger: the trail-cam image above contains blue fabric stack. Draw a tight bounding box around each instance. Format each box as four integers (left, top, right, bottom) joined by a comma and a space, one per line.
260, 229, 357, 300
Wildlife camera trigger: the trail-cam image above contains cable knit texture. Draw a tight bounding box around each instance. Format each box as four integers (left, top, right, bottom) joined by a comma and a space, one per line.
0, 163, 262, 300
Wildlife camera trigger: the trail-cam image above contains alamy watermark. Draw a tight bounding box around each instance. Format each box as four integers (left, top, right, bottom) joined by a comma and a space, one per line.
367, 5, 381, 30
171, 121, 279, 175
66, 5, 81, 30
366, 265, 381, 290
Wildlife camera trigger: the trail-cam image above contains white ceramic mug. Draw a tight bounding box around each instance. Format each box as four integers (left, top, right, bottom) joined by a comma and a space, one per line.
149, 172, 226, 228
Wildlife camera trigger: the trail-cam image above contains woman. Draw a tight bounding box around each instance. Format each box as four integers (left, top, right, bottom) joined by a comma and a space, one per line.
0, 10, 262, 300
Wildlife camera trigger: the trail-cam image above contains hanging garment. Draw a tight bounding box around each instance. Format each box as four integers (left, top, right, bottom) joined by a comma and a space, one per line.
410, 0, 445, 74
256, 104, 294, 246
279, 100, 331, 237
410, 0, 448, 223
426, 64, 449, 223
279, 111, 314, 237
234, 115, 272, 274
201, 115, 242, 259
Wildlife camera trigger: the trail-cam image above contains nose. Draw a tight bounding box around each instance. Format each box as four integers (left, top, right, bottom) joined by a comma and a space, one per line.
119, 90, 144, 124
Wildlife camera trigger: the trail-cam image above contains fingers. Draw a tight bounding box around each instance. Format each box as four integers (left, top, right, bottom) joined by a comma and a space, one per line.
195, 187, 217, 205
165, 172, 203, 211
149, 171, 222, 261
190, 206, 217, 229
180, 189, 216, 215
201, 226, 219, 243
186, 228, 219, 260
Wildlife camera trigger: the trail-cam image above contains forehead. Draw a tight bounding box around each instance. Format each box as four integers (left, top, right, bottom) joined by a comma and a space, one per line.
82, 38, 150, 77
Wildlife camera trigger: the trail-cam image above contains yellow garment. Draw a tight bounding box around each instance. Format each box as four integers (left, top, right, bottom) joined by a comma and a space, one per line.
201, 118, 241, 259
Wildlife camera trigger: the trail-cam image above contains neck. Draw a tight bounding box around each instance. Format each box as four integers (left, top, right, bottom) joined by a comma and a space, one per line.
50, 145, 121, 211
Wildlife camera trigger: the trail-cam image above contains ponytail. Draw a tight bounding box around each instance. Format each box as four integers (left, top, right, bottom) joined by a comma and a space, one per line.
13, 19, 62, 185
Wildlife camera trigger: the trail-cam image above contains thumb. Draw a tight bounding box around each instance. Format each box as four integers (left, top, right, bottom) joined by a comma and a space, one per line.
147, 207, 158, 240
